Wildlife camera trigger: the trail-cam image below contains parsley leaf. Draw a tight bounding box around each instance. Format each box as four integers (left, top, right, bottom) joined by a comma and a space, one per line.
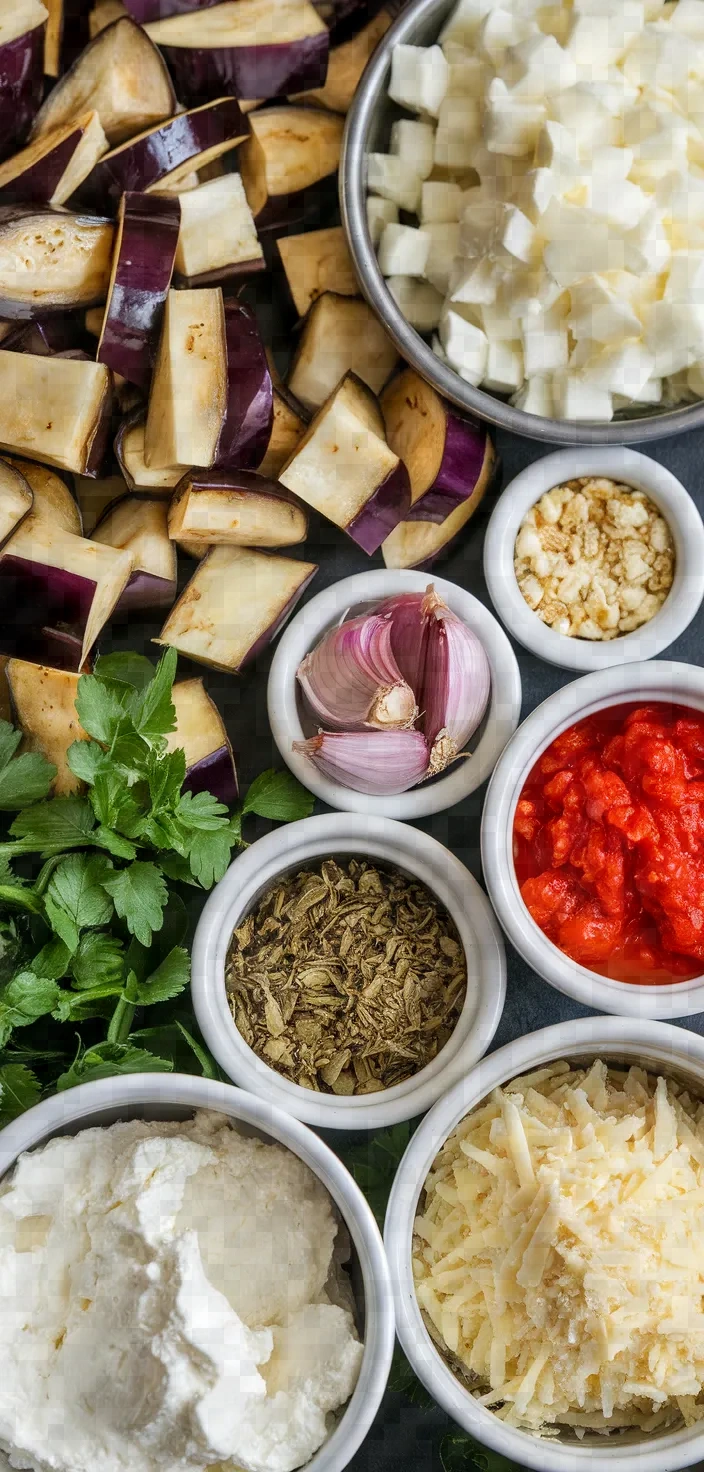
56, 1041, 172, 1091
92, 826, 137, 860
148, 748, 186, 813
101, 861, 168, 945
0, 1063, 41, 1124
187, 827, 235, 888
66, 740, 112, 785
133, 946, 190, 1005
70, 931, 125, 990
243, 769, 314, 823
177, 790, 229, 830
8, 797, 96, 853
31, 937, 71, 980
93, 652, 157, 691
176, 1021, 220, 1079
131, 648, 177, 747
0, 719, 56, 810
46, 854, 114, 934
74, 676, 131, 746
0, 973, 62, 1045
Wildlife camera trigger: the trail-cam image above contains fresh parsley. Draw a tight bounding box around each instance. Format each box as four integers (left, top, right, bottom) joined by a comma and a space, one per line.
0, 649, 313, 1111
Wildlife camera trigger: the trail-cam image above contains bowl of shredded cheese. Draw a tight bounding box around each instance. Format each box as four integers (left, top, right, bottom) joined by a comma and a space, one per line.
385, 1015, 704, 1472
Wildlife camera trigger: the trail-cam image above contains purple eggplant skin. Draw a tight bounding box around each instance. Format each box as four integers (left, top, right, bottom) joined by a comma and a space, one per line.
406, 414, 493, 526
173, 254, 266, 290
73, 98, 249, 214
346, 461, 411, 557
243, 561, 318, 669
0, 556, 95, 664
254, 172, 339, 239
179, 467, 305, 506
6, 314, 84, 350
0, 127, 80, 206
98, 193, 181, 390
124, 0, 221, 19
214, 301, 273, 472
0, 23, 45, 163
113, 569, 177, 616
160, 33, 329, 109
183, 744, 238, 804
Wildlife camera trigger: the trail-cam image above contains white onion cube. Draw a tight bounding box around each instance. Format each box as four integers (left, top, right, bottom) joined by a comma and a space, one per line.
387, 276, 443, 331
552, 370, 614, 420
378, 223, 431, 277
390, 119, 436, 180
367, 196, 399, 248
439, 309, 488, 382
366, 154, 423, 212
420, 180, 463, 223
388, 44, 449, 118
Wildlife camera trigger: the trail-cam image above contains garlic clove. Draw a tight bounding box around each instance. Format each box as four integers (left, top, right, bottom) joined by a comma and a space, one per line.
297, 613, 418, 731
422, 588, 491, 775
375, 591, 431, 698
293, 729, 430, 795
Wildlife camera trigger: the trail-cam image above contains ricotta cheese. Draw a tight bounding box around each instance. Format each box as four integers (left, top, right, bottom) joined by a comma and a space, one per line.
0, 1111, 363, 1472
413, 1060, 704, 1436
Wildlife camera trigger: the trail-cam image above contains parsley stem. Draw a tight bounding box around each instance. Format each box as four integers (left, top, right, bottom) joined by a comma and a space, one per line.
107, 972, 139, 1045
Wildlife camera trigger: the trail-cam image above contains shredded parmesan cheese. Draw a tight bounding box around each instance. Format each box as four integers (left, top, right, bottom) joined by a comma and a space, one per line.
413, 1060, 704, 1438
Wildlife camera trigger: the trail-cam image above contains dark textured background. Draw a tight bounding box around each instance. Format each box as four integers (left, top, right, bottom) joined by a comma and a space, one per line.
107, 418, 704, 1472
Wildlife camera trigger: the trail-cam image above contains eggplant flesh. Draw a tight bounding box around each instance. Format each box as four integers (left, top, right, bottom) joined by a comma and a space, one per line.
89, 0, 128, 37
168, 676, 238, 803
6, 659, 85, 795
240, 106, 343, 223
3, 457, 82, 534
144, 287, 227, 471
277, 226, 357, 317
0, 207, 113, 319
382, 443, 500, 571
115, 412, 184, 492
382, 368, 493, 524
0, 349, 112, 474
0, 11, 46, 162
168, 471, 308, 548
0, 520, 133, 662
293, 9, 390, 112
97, 191, 180, 389
0, 459, 33, 547
174, 173, 263, 286
259, 388, 306, 479
31, 17, 176, 148
75, 98, 249, 212
287, 292, 398, 411
146, 0, 329, 105
92, 494, 176, 612
0, 111, 108, 208
155, 542, 317, 672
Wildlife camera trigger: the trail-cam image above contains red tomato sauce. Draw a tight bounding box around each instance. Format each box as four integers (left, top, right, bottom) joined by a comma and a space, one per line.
513, 703, 704, 984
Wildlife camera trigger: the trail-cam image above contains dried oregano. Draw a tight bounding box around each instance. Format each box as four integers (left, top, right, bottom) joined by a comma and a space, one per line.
225, 858, 467, 1095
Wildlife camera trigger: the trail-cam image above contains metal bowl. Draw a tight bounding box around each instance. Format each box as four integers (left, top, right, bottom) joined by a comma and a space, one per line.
340, 0, 704, 446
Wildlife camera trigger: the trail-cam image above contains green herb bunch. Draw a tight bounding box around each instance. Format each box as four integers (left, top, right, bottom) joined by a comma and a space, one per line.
0, 648, 312, 1122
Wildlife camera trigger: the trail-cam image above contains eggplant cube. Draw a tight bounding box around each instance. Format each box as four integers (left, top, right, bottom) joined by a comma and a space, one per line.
276, 226, 358, 317
0, 458, 32, 547
0, 4, 47, 162
5, 457, 82, 534
168, 471, 308, 549
381, 367, 495, 523
30, 16, 176, 147
258, 388, 307, 479
174, 173, 264, 287
0, 519, 133, 663
115, 412, 184, 493
91, 495, 177, 613
145, 287, 227, 471
145, 0, 329, 108
155, 543, 317, 673
0, 207, 114, 322
279, 371, 411, 555
294, 9, 391, 114
382, 441, 499, 570
0, 112, 109, 208
6, 659, 86, 795
287, 293, 398, 412
97, 191, 181, 390
0, 350, 112, 474
168, 677, 238, 803
239, 105, 343, 229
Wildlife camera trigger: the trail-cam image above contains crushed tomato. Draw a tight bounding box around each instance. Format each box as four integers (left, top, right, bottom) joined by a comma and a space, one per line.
513, 703, 704, 984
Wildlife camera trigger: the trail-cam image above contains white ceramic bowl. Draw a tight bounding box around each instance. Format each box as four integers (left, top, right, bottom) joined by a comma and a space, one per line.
481, 659, 704, 1019
483, 447, 704, 672
384, 1015, 704, 1472
0, 1073, 395, 1472
267, 570, 522, 820
191, 813, 506, 1130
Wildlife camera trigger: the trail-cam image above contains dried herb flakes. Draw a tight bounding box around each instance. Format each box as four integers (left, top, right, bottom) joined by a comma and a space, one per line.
226, 858, 467, 1095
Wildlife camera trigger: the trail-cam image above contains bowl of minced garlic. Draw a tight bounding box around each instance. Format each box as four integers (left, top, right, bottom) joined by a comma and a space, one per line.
412, 1058, 704, 1447
483, 447, 704, 673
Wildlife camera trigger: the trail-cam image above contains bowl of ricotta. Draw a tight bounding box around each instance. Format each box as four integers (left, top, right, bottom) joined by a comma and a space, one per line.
385, 1014, 704, 1472
341, 0, 704, 443
0, 1073, 394, 1472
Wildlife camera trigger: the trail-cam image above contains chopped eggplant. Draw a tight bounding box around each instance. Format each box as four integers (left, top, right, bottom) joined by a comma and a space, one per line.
145, 0, 328, 107
174, 173, 264, 287
84, 305, 104, 336
279, 371, 411, 555
73, 471, 126, 532
6, 659, 85, 794
276, 226, 358, 316
5, 312, 84, 352
97, 191, 180, 389
32, 17, 176, 148
92, 494, 177, 612
288, 293, 398, 412
0, 3, 47, 161
0, 518, 133, 664
0, 111, 108, 208
74, 97, 249, 213
3, 457, 82, 533
89, 1, 128, 38
239, 105, 343, 232
124, 0, 221, 20
214, 299, 273, 471
144, 287, 227, 471
168, 470, 308, 548
312, 0, 387, 43
44, 0, 63, 76
115, 410, 184, 492
155, 543, 317, 672
382, 443, 500, 570
293, 8, 390, 113
381, 368, 496, 524
167, 676, 238, 802
259, 387, 307, 479
0, 206, 113, 319
0, 349, 112, 474
0, 458, 33, 547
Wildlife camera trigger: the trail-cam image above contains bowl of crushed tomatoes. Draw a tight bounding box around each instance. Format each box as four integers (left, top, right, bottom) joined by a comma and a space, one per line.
481, 661, 704, 1018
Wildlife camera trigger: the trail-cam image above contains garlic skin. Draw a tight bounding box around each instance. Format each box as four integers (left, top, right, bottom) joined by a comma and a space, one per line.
293, 730, 429, 795
421, 590, 491, 775
297, 613, 418, 731
375, 592, 429, 698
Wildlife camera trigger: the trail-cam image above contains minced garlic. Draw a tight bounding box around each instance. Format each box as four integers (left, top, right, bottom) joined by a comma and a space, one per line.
514, 478, 675, 640
413, 1059, 704, 1437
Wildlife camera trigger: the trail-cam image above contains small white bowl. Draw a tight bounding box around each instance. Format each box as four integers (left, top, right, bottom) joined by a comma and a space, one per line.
483, 447, 704, 672
191, 813, 506, 1130
267, 570, 522, 820
0, 1073, 395, 1472
481, 659, 704, 1019
384, 1015, 704, 1472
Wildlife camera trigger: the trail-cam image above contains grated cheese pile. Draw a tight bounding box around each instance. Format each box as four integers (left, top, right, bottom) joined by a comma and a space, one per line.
413, 1059, 704, 1437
